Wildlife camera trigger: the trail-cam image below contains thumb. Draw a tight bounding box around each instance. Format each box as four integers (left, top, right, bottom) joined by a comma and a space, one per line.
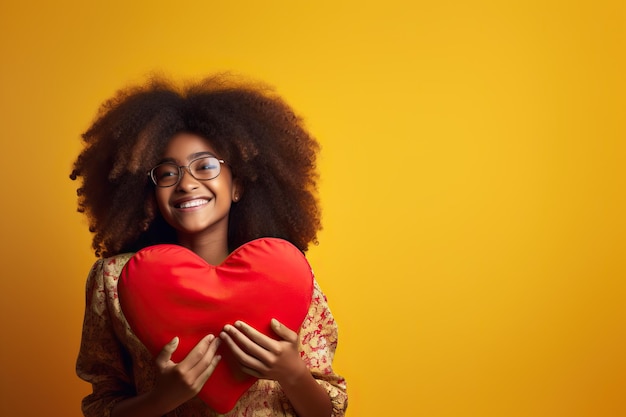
271, 319, 297, 343
156, 336, 179, 368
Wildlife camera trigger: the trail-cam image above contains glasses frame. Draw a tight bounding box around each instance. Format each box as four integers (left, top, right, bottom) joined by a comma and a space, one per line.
147, 155, 226, 188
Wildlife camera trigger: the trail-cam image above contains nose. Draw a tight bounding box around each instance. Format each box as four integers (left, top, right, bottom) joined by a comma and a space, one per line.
176, 166, 199, 191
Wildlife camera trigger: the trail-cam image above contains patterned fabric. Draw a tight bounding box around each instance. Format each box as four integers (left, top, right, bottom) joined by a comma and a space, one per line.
76, 254, 348, 417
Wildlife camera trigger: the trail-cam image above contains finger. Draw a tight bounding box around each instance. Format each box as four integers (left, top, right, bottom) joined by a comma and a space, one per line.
197, 353, 222, 381
219, 329, 267, 373
178, 334, 215, 373
233, 321, 277, 351
155, 336, 179, 369
225, 323, 278, 361
190, 336, 221, 374
240, 365, 263, 379
270, 318, 298, 343
196, 340, 222, 383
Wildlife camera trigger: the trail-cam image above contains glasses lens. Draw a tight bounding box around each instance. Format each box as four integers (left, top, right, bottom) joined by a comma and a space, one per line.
190, 156, 221, 180
152, 163, 179, 187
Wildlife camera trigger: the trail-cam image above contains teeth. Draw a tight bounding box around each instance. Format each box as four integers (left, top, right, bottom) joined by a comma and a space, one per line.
179, 199, 209, 209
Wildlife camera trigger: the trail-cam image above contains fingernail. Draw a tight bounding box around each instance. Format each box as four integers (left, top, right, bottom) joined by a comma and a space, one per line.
271, 318, 280, 327
171, 336, 179, 345
207, 334, 214, 342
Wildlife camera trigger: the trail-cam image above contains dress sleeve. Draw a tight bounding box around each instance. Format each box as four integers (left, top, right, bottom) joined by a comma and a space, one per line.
76, 259, 135, 417
299, 279, 348, 417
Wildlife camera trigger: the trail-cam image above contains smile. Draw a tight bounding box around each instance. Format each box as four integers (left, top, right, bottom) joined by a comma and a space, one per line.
176, 199, 210, 209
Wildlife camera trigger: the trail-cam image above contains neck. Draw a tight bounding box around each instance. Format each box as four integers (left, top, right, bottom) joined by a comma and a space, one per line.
177, 233, 229, 265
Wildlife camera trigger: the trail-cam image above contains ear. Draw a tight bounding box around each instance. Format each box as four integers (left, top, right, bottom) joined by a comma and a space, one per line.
232, 179, 244, 203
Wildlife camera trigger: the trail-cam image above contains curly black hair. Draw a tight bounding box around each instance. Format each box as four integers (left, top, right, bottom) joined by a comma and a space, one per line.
70, 75, 321, 258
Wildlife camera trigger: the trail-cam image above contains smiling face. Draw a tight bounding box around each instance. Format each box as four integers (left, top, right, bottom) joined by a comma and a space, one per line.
154, 132, 240, 248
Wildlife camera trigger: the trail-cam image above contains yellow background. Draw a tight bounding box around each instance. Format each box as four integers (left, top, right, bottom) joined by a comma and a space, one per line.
1, 1, 624, 416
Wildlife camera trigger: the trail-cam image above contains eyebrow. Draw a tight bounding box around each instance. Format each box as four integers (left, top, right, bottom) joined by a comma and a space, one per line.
159, 151, 217, 164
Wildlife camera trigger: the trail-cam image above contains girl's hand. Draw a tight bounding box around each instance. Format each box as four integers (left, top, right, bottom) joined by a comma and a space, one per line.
149, 335, 222, 413
220, 320, 334, 417
219, 319, 307, 385
111, 335, 221, 417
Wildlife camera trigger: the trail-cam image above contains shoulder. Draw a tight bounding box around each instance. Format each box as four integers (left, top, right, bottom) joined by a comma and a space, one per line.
310, 277, 332, 311
302, 278, 339, 338
84, 253, 135, 310
102, 253, 134, 277
87, 253, 135, 281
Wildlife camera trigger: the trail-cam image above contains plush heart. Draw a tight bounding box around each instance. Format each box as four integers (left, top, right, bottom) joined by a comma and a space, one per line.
118, 238, 313, 413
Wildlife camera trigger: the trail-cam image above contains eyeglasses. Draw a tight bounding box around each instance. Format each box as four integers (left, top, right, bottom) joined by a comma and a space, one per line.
148, 155, 226, 187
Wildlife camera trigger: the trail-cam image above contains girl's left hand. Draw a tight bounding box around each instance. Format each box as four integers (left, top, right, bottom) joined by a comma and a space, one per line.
219, 319, 307, 384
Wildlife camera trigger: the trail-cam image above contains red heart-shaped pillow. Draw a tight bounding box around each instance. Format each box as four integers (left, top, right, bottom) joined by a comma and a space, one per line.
118, 238, 313, 413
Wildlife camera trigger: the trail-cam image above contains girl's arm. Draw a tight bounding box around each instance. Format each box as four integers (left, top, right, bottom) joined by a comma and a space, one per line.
220, 280, 348, 417
111, 335, 221, 417
220, 319, 333, 417
77, 259, 221, 417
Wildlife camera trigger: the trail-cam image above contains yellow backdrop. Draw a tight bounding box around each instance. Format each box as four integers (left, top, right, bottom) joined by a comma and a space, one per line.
0, 1, 624, 416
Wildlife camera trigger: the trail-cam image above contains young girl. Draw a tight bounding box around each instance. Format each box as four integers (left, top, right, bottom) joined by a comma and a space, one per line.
71, 76, 348, 417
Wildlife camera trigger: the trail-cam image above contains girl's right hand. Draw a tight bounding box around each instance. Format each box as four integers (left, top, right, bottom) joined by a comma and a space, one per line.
149, 335, 221, 413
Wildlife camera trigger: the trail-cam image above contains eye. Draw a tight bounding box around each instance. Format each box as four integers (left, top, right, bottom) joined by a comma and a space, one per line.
154, 164, 178, 179
194, 157, 219, 171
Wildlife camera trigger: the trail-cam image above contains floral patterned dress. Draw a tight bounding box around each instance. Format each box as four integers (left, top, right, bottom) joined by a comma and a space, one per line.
76, 254, 348, 417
